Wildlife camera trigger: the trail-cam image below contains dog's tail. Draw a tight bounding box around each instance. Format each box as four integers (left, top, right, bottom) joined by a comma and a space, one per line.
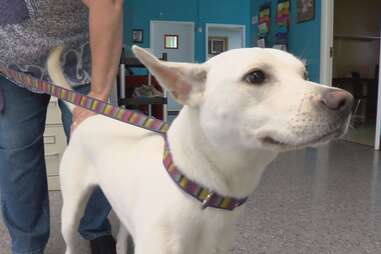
46, 46, 75, 112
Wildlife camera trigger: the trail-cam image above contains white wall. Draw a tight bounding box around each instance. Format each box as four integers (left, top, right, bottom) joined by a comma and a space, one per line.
151, 22, 194, 63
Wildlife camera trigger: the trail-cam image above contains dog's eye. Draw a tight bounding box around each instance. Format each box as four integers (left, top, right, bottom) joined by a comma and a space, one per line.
245, 70, 266, 85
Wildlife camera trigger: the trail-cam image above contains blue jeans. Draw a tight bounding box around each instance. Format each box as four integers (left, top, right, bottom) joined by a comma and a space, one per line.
0, 76, 112, 254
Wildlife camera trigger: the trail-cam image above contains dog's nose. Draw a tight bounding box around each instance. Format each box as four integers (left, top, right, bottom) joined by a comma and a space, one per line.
320, 90, 354, 112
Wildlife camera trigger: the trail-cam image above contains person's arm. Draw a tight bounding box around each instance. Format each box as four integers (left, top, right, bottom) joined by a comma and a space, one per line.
83, 0, 124, 100
72, 0, 123, 130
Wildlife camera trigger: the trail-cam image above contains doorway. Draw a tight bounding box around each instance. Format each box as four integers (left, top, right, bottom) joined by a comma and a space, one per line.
150, 21, 195, 122
321, 0, 381, 149
150, 21, 195, 63
205, 24, 246, 60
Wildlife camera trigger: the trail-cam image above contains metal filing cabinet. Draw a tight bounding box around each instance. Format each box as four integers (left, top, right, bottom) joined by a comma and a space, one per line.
44, 97, 66, 191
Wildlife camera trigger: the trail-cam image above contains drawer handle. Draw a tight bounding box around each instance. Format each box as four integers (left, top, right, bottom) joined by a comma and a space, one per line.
44, 136, 56, 144
49, 101, 58, 107
45, 152, 59, 158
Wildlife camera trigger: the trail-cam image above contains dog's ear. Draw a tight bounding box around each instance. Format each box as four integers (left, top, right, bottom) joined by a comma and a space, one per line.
132, 46, 207, 106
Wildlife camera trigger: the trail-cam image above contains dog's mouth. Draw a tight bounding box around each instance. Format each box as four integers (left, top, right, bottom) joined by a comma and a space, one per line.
260, 128, 343, 150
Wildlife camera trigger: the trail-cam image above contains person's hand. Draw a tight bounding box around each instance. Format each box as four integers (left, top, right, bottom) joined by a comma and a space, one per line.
70, 91, 108, 133
71, 106, 96, 133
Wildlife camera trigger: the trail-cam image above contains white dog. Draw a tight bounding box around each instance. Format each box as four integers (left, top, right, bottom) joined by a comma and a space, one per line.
47, 46, 353, 254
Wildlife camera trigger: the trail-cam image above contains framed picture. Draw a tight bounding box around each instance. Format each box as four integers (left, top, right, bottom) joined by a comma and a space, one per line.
132, 29, 143, 43
164, 34, 179, 49
297, 0, 315, 23
208, 36, 229, 55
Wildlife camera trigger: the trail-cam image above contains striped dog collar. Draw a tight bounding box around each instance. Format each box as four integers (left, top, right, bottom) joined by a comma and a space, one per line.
163, 139, 248, 211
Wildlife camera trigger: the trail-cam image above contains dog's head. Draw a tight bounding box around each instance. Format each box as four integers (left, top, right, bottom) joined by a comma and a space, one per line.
133, 46, 353, 152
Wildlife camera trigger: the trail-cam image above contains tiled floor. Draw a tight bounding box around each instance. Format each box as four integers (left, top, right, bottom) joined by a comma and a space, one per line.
1, 140, 381, 253
344, 120, 376, 147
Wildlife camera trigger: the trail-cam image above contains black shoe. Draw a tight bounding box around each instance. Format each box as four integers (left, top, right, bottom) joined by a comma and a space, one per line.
90, 235, 117, 254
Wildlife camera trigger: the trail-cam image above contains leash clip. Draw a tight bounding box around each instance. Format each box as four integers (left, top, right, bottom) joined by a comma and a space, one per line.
201, 191, 215, 210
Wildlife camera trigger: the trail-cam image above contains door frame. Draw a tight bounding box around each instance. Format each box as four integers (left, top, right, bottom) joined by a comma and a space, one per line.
376, 35, 381, 150
320, 0, 334, 87
205, 23, 246, 60
320, 0, 381, 150
150, 20, 195, 62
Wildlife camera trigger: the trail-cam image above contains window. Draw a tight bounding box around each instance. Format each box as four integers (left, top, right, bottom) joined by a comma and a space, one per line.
208, 36, 229, 55
164, 35, 179, 49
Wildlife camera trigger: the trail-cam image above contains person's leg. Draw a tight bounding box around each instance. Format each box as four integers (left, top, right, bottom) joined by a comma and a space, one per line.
58, 85, 112, 240
0, 76, 50, 254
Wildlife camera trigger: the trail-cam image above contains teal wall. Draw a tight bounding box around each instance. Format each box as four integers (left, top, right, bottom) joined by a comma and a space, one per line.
197, 0, 252, 62
251, 0, 321, 82
124, 0, 197, 48
124, 0, 321, 82
124, 0, 252, 63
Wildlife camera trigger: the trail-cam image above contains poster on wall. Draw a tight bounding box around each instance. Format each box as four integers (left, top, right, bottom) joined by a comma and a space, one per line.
275, 0, 290, 50
258, 4, 271, 38
297, 0, 315, 23
276, 0, 290, 27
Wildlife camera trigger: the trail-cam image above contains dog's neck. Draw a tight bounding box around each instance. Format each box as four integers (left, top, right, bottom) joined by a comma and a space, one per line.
167, 107, 278, 198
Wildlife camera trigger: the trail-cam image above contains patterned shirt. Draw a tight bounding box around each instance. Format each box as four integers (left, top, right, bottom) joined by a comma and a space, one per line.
0, 0, 91, 87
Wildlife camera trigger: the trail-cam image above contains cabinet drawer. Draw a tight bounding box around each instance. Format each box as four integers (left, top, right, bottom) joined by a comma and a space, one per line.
47, 176, 61, 191
45, 152, 60, 177
44, 125, 66, 155
46, 99, 62, 125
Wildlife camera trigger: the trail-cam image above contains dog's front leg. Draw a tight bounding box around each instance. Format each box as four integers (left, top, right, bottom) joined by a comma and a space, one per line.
134, 233, 179, 254
134, 240, 169, 254
213, 246, 231, 254
212, 228, 235, 254
116, 224, 130, 254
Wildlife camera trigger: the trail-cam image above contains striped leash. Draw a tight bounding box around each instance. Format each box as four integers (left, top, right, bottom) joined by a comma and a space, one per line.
0, 65, 248, 211
0, 64, 169, 134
